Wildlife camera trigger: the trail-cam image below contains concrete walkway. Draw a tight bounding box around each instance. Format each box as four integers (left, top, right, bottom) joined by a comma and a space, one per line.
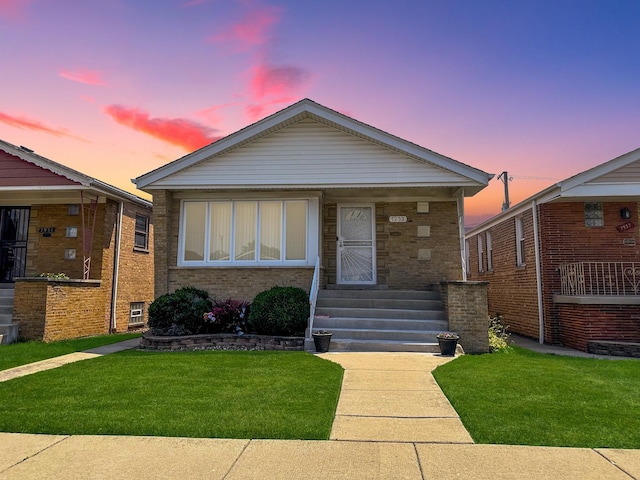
1, 339, 639, 478
0, 338, 141, 383
319, 352, 473, 444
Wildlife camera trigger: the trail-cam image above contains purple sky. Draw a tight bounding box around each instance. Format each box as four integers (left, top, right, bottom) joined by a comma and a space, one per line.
1, 0, 638, 225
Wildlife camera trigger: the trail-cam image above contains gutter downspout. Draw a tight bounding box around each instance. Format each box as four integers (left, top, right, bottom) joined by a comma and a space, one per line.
457, 189, 467, 281
109, 201, 124, 333
531, 200, 544, 344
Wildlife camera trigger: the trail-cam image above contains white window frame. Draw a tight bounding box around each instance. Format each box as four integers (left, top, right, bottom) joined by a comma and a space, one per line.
477, 235, 484, 273
178, 197, 319, 267
486, 231, 493, 271
515, 216, 525, 266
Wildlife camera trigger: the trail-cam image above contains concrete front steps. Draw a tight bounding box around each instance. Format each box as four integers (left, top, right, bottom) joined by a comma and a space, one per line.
0, 285, 17, 345
307, 288, 449, 353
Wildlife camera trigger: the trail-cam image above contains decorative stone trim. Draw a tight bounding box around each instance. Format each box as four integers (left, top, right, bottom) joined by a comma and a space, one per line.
140, 333, 305, 351
588, 340, 640, 358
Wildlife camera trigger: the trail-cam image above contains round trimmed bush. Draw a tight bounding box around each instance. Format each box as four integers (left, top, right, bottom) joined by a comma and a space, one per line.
248, 286, 309, 336
148, 286, 212, 335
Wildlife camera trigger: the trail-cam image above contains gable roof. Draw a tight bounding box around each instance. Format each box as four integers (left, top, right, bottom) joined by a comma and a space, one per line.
0, 139, 151, 207
133, 98, 493, 195
466, 147, 640, 236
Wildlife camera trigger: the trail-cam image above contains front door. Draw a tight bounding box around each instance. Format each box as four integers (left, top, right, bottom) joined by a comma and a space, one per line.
337, 205, 376, 285
0, 207, 30, 282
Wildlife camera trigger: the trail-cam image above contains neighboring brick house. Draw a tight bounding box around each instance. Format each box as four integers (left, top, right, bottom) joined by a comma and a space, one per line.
466, 148, 640, 356
0, 139, 154, 343
134, 99, 493, 352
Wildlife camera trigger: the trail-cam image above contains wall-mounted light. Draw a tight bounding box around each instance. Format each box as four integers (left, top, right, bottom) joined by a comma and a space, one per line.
620, 207, 631, 220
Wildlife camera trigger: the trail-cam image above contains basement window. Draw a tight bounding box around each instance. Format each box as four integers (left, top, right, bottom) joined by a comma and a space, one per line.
129, 302, 144, 326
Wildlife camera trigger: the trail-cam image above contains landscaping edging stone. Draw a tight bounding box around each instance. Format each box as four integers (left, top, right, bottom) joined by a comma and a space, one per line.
587, 340, 640, 358
140, 333, 305, 351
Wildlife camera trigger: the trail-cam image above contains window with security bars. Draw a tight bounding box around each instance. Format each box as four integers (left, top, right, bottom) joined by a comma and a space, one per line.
129, 302, 144, 326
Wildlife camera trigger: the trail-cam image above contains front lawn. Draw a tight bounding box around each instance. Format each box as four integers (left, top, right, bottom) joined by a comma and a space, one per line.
0, 350, 343, 440
433, 347, 640, 449
0, 333, 141, 371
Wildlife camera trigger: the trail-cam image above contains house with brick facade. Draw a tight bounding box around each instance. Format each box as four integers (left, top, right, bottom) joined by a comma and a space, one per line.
465, 148, 640, 357
134, 99, 493, 353
0, 139, 154, 344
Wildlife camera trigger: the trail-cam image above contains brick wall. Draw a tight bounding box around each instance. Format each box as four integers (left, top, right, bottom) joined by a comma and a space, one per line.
323, 201, 462, 289
557, 303, 640, 351
109, 201, 154, 331
26, 202, 107, 279
152, 190, 173, 297
467, 200, 640, 349
540, 202, 640, 340
440, 281, 489, 353
16, 197, 154, 339
168, 267, 314, 301
467, 207, 541, 340
14, 278, 106, 341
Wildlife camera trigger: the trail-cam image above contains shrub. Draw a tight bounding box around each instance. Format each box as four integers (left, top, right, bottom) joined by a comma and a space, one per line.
203, 299, 251, 334
148, 286, 212, 335
248, 286, 309, 336
488, 313, 511, 352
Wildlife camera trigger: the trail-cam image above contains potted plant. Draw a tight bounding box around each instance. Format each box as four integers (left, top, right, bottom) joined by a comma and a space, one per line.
312, 330, 332, 353
436, 332, 459, 356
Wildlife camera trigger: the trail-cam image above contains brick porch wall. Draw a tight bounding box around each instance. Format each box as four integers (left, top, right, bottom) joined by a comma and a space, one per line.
556, 303, 640, 352
14, 278, 106, 341
440, 281, 489, 354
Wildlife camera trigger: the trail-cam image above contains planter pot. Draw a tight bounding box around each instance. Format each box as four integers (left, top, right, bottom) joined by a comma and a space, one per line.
437, 337, 459, 356
312, 333, 332, 353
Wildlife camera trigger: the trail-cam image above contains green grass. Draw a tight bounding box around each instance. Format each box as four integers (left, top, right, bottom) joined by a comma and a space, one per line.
0, 350, 344, 440
433, 346, 640, 449
0, 333, 141, 371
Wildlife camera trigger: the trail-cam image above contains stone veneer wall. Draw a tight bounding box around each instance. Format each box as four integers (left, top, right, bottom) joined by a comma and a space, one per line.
140, 333, 305, 351
440, 281, 489, 354
14, 278, 106, 341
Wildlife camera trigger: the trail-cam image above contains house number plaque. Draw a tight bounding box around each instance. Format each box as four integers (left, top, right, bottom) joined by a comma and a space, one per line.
389, 216, 407, 223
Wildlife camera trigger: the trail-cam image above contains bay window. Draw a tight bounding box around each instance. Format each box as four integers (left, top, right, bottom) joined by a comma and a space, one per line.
180, 199, 315, 266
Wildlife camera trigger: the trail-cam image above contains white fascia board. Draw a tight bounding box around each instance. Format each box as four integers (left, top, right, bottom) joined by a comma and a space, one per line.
559, 147, 640, 191
134, 99, 494, 189
560, 183, 640, 198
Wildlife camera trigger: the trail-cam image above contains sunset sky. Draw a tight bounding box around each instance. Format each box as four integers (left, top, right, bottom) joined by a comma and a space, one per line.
1, 0, 638, 225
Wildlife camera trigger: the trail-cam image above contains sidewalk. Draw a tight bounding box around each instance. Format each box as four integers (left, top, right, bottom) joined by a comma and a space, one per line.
1, 341, 639, 478
0, 338, 141, 383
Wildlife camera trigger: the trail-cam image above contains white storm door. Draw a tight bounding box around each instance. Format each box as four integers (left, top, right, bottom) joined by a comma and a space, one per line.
337, 205, 376, 285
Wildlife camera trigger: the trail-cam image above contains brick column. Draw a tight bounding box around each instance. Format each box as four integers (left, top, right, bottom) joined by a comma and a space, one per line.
441, 281, 489, 354
152, 190, 172, 298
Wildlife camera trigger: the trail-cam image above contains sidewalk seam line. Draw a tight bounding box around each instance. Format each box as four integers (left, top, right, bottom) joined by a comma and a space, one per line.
0, 435, 71, 475
222, 439, 251, 479
593, 448, 638, 480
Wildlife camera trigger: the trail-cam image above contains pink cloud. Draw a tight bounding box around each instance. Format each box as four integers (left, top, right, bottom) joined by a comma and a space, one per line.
0, 0, 29, 20
250, 64, 310, 99
59, 69, 107, 86
210, 5, 281, 51
104, 105, 221, 150
0, 111, 76, 138
196, 102, 240, 124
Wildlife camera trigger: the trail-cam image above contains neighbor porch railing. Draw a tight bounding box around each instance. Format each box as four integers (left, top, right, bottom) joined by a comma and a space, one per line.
307, 256, 321, 340
559, 262, 640, 296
